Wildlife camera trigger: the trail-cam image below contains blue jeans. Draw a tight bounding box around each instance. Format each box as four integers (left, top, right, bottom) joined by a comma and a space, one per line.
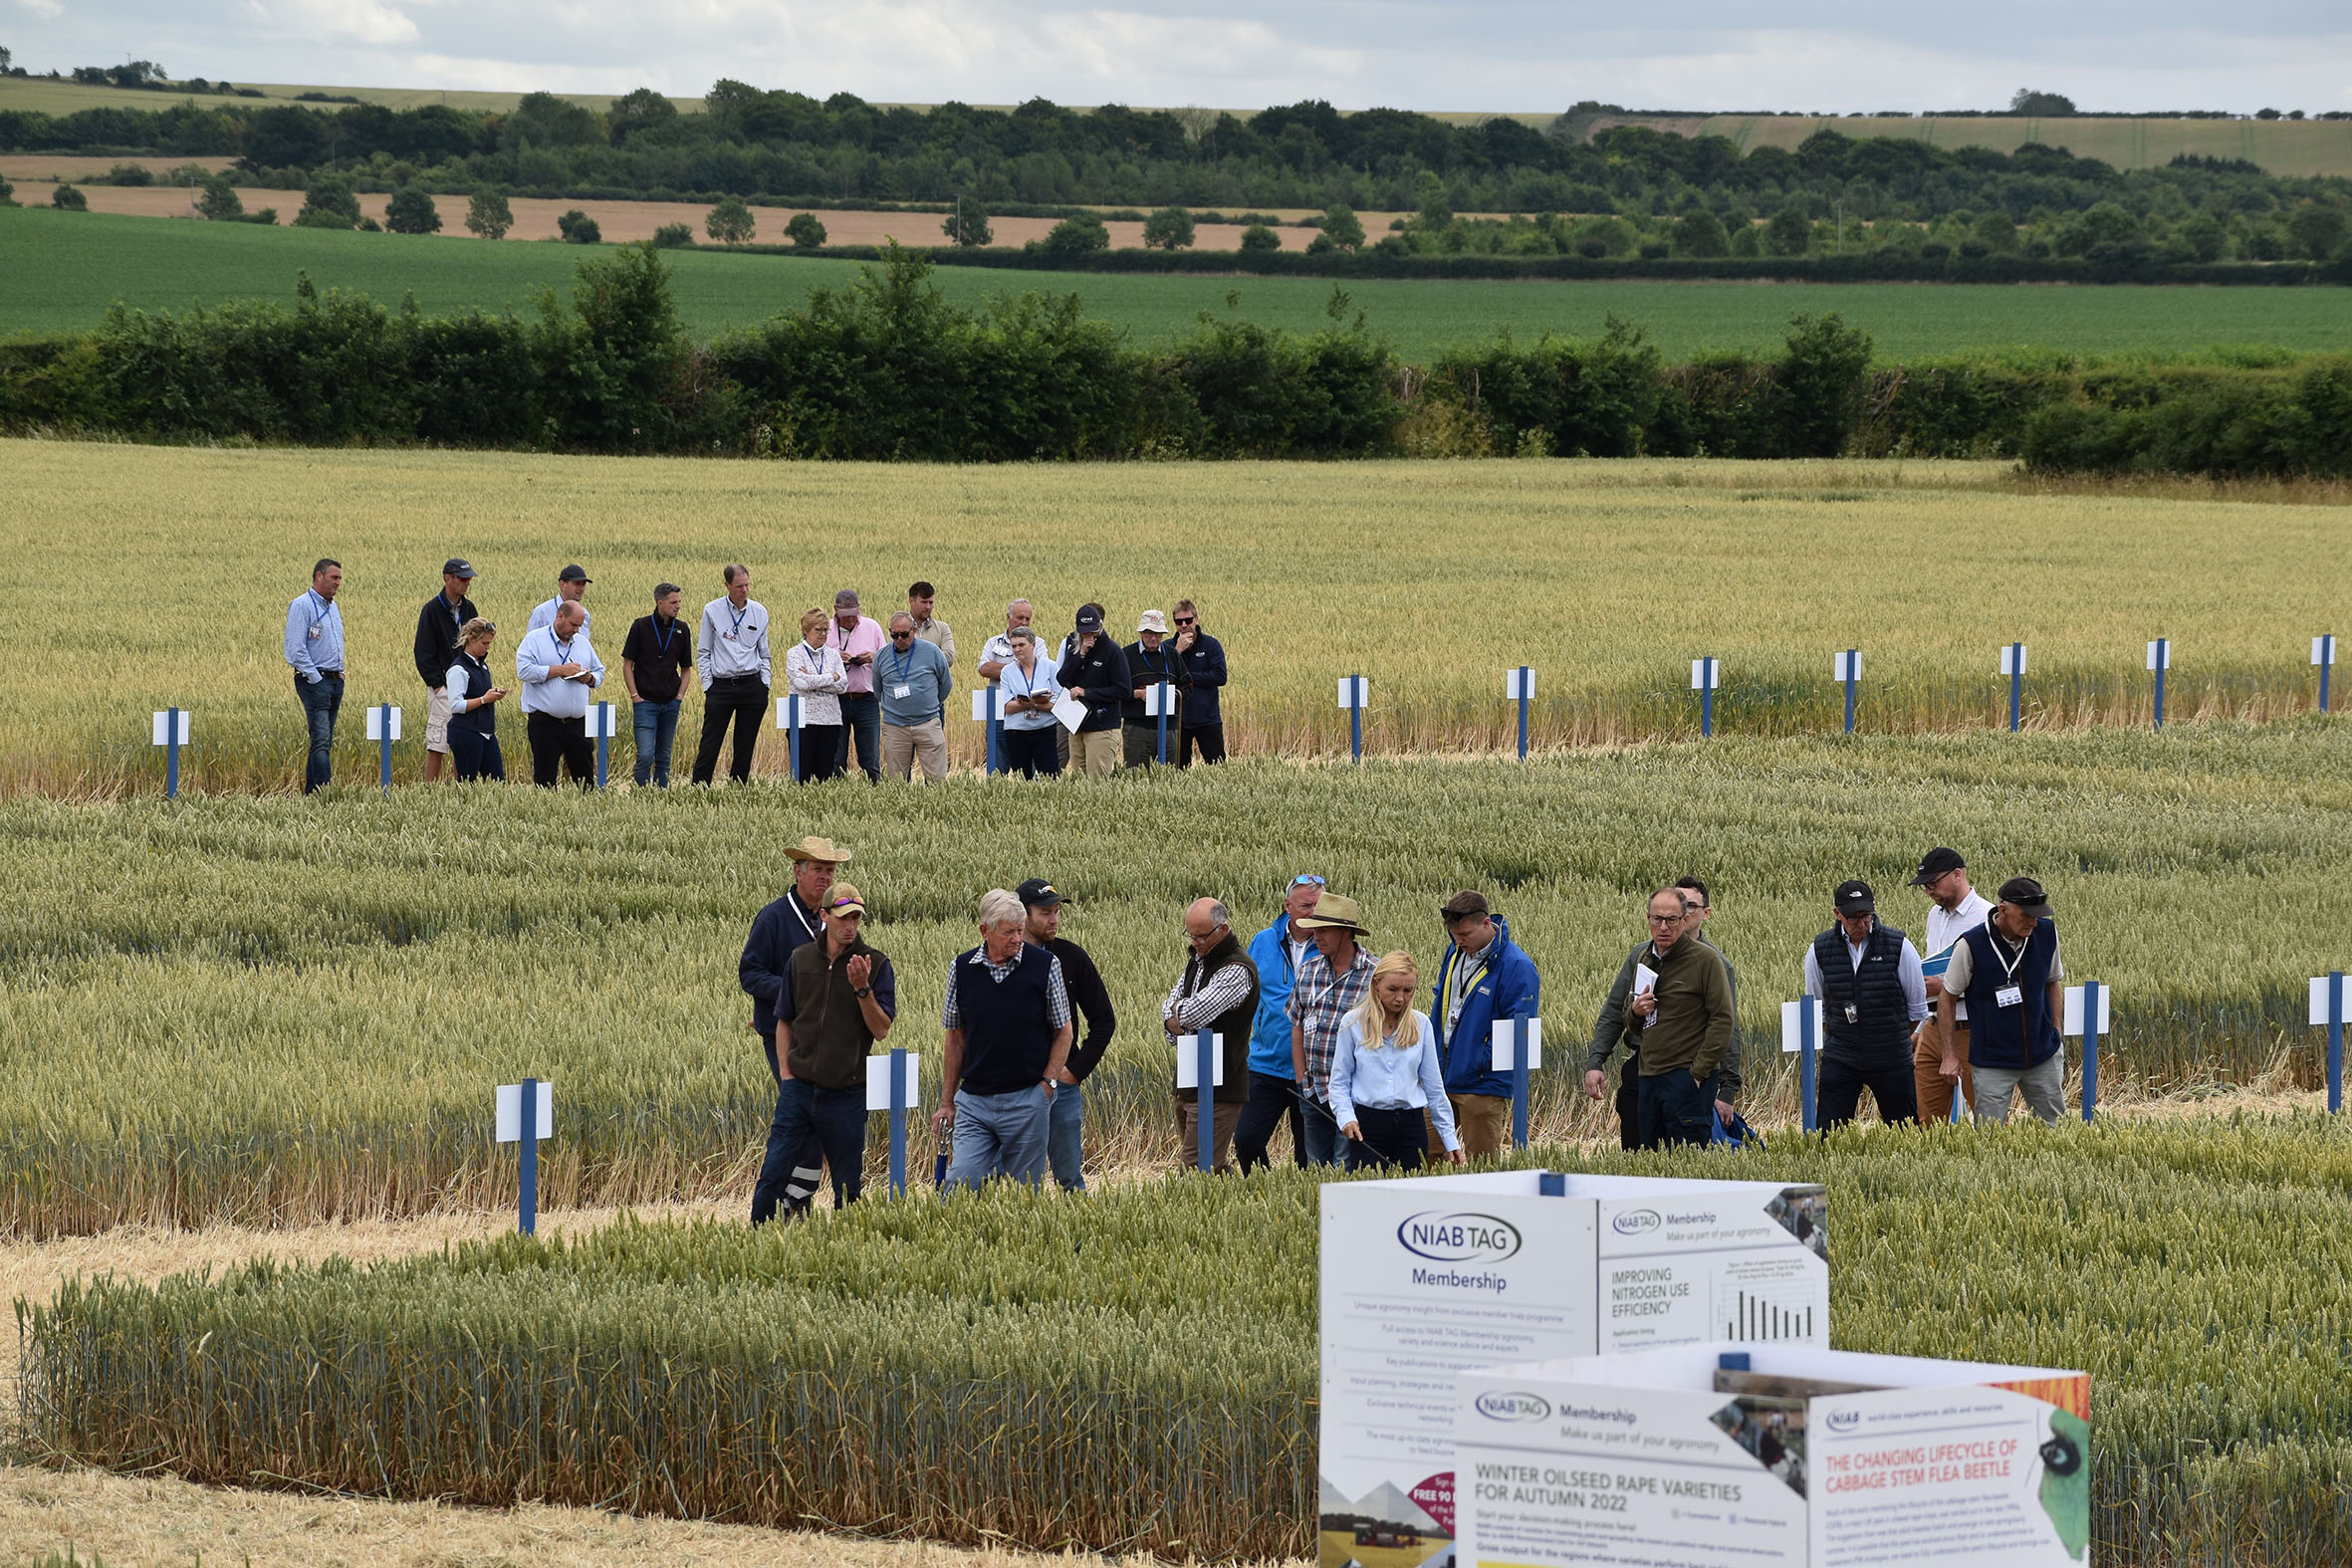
945, 1084, 1052, 1191
750, 1077, 867, 1223
1299, 1090, 1345, 1167
631, 697, 681, 786
1048, 1079, 1085, 1192
838, 692, 882, 782
296, 672, 343, 793
1639, 1069, 1721, 1150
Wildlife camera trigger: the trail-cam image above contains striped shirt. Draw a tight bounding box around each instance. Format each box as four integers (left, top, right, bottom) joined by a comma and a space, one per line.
1288, 943, 1373, 1103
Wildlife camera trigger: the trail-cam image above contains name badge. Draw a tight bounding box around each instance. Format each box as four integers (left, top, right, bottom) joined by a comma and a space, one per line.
1995, 985, 2024, 1009
308, 625, 322, 640
890, 683, 913, 699
723, 630, 738, 641
1843, 1004, 1859, 1023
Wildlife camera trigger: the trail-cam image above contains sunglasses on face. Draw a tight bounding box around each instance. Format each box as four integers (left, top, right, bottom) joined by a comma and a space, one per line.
1173, 616, 1196, 625
890, 631, 912, 640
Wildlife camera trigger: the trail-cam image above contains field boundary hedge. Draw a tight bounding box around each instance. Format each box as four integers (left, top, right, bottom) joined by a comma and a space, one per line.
3, 241, 2348, 472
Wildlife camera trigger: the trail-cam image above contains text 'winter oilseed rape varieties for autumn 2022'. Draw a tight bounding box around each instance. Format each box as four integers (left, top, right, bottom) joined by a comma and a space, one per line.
1318, 1170, 1828, 1568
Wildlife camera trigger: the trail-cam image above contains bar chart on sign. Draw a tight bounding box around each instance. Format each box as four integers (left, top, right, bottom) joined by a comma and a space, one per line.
1715, 1254, 1822, 1343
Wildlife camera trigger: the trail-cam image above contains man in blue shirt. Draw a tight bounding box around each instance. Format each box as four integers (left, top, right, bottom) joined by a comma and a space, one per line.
283, 558, 346, 793
1235, 874, 1322, 1171
1428, 891, 1541, 1159
879, 611, 954, 783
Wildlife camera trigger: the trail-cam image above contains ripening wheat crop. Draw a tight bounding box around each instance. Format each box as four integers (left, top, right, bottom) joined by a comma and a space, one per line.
1, 728, 2346, 1237
0, 440, 2341, 793
22, 1120, 2352, 1564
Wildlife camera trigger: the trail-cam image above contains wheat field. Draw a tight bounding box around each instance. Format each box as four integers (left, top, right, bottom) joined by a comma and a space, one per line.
0, 441, 2342, 794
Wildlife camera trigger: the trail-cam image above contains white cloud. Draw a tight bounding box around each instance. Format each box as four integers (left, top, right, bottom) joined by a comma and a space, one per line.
267, 0, 420, 46
16, 0, 64, 19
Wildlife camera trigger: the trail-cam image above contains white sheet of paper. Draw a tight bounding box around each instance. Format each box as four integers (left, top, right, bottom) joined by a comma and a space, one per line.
1052, 694, 1088, 733
1634, 964, 1659, 1029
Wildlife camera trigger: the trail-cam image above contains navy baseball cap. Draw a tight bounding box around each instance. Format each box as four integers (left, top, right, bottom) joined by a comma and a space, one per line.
1016, 877, 1064, 908
442, 558, 477, 578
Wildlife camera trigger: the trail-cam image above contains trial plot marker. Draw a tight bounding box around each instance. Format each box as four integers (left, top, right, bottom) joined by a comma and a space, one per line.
970, 685, 1006, 776
1999, 642, 2027, 732
2315, 635, 2337, 714
1833, 649, 1861, 735
1490, 1012, 1542, 1149
777, 693, 805, 778
150, 708, 190, 798
865, 1048, 919, 1195
364, 703, 402, 791
588, 702, 617, 788
1176, 1029, 1225, 1172
2145, 639, 2172, 731
1505, 666, 1534, 759
494, 1077, 554, 1234
1781, 998, 1822, 1132
1690, 657, 1720, 737
1337, 676, 1369, 762
2063, 981, 2110, 1122
1143, 679, 1176, 764
2311, 972, 2346, 1114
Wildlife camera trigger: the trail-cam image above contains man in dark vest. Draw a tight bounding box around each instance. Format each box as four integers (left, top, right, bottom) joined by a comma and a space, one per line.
740, 835, 852, 1220
751, 884, 896, 1223
1801, 880, 1929, 1130
1935, 876, 2067, 1125
1163, 897, 1261, 1172
935, 889, 1073, 1189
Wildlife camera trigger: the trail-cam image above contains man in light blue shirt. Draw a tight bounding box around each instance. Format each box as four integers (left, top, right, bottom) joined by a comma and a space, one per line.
879, 611, 954, 782
515, 599, 606, 786
283, 558, 346, 793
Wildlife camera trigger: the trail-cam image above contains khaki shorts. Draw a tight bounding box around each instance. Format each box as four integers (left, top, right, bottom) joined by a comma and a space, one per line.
424, 684, 452, 753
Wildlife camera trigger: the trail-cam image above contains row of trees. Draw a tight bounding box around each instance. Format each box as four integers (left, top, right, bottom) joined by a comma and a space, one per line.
5, 89, 2349, 243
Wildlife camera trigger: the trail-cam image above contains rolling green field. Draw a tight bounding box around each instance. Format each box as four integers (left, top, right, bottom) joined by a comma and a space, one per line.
2, 728, 2345, 1238
7, 207, 2352, 361
27, 1125, 2352, 1564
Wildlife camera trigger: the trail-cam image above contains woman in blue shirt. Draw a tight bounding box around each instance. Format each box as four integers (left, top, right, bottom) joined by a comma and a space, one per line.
1330, 952, 1463, 1172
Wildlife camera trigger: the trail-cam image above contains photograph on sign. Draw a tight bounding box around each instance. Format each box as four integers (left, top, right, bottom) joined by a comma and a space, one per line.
864, 1052, 920, 1110
494, 1081, 555, 1143
2062, 985, 2111, 1036
1317, 1171, 1829, 1568
1456, 1344, 2088, 1568
1174, 1034, 1226, 1089
364, 706, 403, 741
2313, 976, 2345, 1026
1489, 1016, 1542, 1070
150, 711, 191, 745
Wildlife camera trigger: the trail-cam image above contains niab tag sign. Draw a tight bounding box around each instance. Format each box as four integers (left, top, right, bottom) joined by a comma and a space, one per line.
1317, 1171, 1827, 1568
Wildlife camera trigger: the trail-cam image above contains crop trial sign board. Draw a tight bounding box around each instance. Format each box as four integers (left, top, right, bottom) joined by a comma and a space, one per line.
1318, 1170, 1828, 1568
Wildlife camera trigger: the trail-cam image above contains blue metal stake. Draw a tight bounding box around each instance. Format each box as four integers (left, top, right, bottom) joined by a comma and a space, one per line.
164, 707, 180, 799
1195, 1027, 1217, 1173
2152, 639, 2168, 731
594, 722, 608, 789
1843, 652, 1858, 735
986, 682, 1002, 776
377, 704, 393, 791
2008, 642, 2023, 732
888, 1044, 908, 1196
2081, 981, 2101, 1123
1516, 666, 1530, 760
2321, 637, 2335, 714
2328, 971, 2344, 1115
1799, 1002, 1817, 1134
1156, 681, 1169, 765
1510, 1008, 1530, 1150
1699, 658, 1717, 738
518, 1076, 539, 1235
1348, 677, 1363, 763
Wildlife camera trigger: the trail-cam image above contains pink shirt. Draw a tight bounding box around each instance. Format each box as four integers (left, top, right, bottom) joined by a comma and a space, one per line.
827, 614, 885, 694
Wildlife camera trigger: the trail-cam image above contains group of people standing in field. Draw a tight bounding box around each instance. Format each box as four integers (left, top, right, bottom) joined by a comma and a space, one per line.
729, 838, 2072, 1222
283, 558, 1232, 792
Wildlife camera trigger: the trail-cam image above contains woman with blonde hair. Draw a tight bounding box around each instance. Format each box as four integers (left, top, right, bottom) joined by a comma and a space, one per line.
443, 616, 510, 782
785, 606, 849, 782
1329, 951, 1462, 1171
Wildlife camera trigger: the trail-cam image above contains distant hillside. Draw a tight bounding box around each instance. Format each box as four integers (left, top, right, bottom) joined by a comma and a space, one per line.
1585, 113, 2352, 179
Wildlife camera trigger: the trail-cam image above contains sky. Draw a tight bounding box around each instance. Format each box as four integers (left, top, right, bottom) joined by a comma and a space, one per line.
11, 1, 2350, 115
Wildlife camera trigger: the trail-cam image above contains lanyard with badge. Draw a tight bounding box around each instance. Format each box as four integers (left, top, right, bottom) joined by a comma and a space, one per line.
1990, 932, 2029, 1009
306, 589, 333, 642
887, 643, 916, 702
651, 613, 678, 659
789, 892, 821, 944
723, 601, 750, 644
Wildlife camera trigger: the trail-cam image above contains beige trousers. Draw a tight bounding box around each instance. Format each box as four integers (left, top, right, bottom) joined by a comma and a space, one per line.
1073, 729, 1122, 778
882, 719, 948, 782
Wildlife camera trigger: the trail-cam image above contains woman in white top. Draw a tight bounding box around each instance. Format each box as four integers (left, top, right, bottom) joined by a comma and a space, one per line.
996, 626, 1064, 779
785, 605, 849, 783
1330, 951, 1462, 1172
443, 617, 511, 782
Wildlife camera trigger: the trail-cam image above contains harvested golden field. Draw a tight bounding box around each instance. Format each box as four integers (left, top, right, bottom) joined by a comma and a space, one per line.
1, 442, 2341, 794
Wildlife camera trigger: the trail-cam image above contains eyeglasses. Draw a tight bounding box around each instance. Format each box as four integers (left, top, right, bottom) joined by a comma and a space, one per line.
1292, 874, 1326, 887
889, 631, 912, 640
1648, 913, 1686, 926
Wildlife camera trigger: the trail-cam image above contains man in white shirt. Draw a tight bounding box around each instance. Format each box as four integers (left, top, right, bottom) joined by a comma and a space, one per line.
515, 599, 605, 786
691, 562, 772, 784
1909, 847, 1993, 1122
528, 563, 591, 634
976, 598, 1034, 681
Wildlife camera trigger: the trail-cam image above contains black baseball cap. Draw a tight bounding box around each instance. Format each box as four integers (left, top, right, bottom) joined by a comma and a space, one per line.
1015, 877, 1064, 908
1908, 847, 1965, 886
1998, 876, 2053, 918
1834, 879, 1875, 916
1073, 607, 1103, 633
558, 563, 591, 583
442, 558, 477, 578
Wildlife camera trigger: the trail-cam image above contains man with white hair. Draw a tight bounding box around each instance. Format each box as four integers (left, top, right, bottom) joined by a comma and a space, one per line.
935, 889, 1073, 1190
1163, 896, 1260, 1172
514, 598, 604, 787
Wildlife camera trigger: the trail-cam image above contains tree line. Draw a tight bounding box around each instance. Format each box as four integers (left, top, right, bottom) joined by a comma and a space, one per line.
0, 244, 2344, 476
2, 87, 2349, 261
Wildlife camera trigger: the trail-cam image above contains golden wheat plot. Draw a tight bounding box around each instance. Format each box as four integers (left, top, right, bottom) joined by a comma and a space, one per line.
1, 731, 2346, 1237
0, 441, 2341, 793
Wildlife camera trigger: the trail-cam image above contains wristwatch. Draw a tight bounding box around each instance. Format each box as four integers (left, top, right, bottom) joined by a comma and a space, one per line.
853, 986, 873, 998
